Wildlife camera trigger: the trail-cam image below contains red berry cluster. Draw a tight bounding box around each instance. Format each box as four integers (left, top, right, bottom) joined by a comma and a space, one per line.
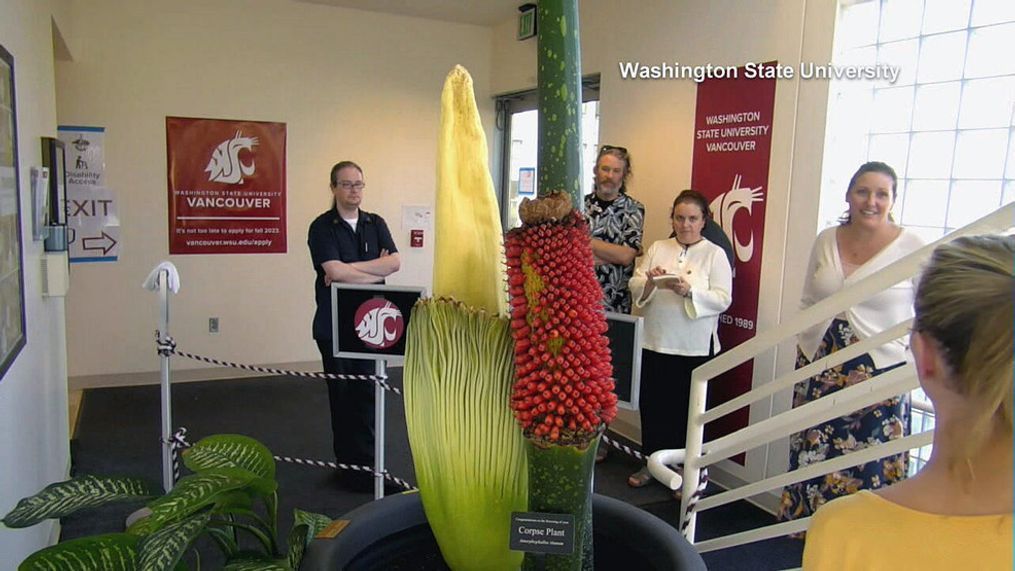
505, 211, 618, 444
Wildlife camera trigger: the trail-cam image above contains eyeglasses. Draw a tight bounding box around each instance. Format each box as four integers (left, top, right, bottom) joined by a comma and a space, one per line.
335, 181, 366, 191
599, 144, 628, 157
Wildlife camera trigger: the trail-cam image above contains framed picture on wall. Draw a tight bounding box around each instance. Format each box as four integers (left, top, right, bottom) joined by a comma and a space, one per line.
0, 44, 27, 381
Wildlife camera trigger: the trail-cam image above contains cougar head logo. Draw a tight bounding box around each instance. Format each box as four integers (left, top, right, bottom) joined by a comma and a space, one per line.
354, 300, 405, 349
709, 175, 764, 263
205, 131, 259, 184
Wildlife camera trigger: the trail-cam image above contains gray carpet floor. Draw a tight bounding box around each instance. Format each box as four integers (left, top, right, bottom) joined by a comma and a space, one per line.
64, 372, 803, 569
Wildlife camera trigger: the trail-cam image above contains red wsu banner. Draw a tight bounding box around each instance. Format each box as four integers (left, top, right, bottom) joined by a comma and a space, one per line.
167, 117, 287, 254
690, 63, 777, 462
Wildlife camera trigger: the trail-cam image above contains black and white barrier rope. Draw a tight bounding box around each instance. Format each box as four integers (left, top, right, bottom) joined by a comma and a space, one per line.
155, 334, 698, 505
273, 454, 415, 491
600, 434, 708, 526
681, 469, 710, 531
167, 428, 416, 491
167, 427, 190, 484
154, 333, 402, 396
601, 433, 645, 461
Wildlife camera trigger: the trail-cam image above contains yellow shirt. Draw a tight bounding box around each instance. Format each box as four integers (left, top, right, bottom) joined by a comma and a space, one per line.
804, 490, 1012, 570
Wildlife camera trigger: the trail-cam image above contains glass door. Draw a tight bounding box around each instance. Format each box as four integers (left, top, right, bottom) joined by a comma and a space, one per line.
497, 77, 601, 230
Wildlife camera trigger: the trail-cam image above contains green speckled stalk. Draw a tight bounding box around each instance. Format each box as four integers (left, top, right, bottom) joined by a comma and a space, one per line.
537, 0, 583, 208
521, 434, 598, 571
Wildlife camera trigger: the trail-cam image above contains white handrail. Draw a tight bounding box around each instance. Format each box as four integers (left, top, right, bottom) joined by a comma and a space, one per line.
695, 431, 932, 512
676, 202, 1014, 544
700, 320, 912, 425
695, 518, 810, 553
700, 364, 917, 466
695, 203, 1015, 384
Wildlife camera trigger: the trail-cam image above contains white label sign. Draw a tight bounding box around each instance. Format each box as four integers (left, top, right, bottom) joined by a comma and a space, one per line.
59, 126, 119, 262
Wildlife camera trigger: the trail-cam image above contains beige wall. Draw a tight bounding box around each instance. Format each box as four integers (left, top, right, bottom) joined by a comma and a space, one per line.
55, 0, 840, 501
492, 0, 837, 500
56, 0, 494, 383
0, 0, 73, 562
0, 0, 859, 558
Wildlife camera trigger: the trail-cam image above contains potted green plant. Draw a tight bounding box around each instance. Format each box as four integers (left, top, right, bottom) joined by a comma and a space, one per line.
3, 434, 332, 570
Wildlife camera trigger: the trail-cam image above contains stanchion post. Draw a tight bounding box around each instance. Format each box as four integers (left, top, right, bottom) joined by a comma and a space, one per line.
681, 371, 708, 541
158, 270, 174, 492
374, 359, 387, 500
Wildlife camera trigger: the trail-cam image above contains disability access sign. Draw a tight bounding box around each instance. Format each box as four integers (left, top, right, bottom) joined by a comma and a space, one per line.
58, 126, 120, 263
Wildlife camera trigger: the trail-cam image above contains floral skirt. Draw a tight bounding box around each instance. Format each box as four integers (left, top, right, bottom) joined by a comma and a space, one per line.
778, 318, 910, 523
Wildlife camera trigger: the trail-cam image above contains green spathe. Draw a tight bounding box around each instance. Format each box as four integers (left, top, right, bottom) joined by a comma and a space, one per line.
404, 299, 528, 569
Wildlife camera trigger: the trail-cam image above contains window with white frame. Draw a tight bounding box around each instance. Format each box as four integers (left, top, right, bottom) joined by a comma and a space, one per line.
820, 0, 1014, 242
822, 0, 1014, 474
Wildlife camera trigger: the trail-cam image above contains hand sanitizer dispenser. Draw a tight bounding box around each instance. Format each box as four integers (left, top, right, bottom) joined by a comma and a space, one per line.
41, 137, 68, 252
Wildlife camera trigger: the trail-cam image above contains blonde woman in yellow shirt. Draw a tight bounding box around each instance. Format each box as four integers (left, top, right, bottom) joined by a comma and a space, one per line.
803, 234, 1013, 570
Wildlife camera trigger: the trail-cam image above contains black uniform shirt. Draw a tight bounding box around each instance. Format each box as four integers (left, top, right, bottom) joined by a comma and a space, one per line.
307, 207, 397, 340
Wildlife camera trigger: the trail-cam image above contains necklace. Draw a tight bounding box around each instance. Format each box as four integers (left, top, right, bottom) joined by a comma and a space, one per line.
676, 237, 704, 249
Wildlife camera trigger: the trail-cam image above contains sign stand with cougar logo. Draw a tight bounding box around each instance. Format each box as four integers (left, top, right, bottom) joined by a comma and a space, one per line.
166, 117, 287, 255
353, 299, 405, 350
330, 284, 424, 364
331, 283, 426, 498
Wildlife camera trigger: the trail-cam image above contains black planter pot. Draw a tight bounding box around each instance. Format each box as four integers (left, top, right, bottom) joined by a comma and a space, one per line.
303, 492, 706, 570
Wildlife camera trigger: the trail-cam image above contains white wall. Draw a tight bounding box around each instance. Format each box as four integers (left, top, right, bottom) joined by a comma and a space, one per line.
491, 0, 837, 507
0, 0, 73, 563
56, 0, 495, 385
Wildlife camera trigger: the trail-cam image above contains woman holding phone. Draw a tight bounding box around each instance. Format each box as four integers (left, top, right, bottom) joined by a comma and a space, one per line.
625, 190, 733, 488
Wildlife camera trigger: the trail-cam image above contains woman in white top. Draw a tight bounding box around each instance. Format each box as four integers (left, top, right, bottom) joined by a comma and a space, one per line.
804, 235, 1013, 570
626, 190, 732, 487
780, 162, 925, 524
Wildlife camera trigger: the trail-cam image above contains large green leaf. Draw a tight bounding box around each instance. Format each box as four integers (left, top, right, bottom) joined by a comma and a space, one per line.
210, 490, 256, 514
183, 434, 276, 480
287, 509, 332, 569
138, 511, 211, 571
293, 509, 332, 540
285, 523, 308, 570
18, 533, 139, 570
244, 476, 278, 498
3, 475, 157, 528
223, 554, 290, 570
128, 469, 257, 536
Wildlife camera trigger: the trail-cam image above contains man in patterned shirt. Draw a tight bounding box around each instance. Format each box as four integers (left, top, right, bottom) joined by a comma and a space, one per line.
585, 145, 645, 314
586, 145, 645, 463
